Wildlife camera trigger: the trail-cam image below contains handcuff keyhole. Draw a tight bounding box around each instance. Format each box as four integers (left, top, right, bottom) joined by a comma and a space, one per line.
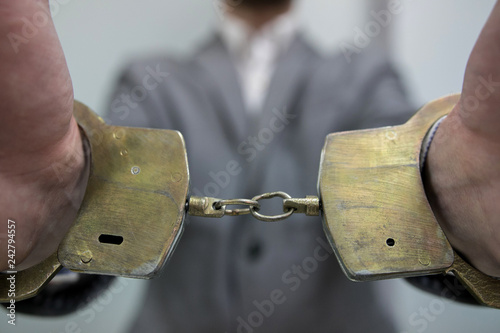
99, 234, 124, 245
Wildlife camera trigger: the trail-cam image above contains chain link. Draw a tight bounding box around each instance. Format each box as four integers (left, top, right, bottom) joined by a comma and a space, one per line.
249, 192, 295, 222
213, 199, 260, 216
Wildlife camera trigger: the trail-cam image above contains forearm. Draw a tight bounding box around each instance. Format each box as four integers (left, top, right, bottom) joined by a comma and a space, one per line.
0, 0, 85, 271
422, 1, 500, 278
0, 0, 74, 152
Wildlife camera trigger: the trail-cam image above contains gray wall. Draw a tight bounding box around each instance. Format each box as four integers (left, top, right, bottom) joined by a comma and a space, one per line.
1, 1, 499, 332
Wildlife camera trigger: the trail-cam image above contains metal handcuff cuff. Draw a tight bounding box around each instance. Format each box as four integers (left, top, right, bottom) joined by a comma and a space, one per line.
1, 94, 499, 308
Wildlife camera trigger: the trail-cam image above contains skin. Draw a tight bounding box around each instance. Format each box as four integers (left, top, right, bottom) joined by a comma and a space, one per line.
0, 0, 87, 271
229, 0, 292, 29
0, 0, 499, 279
424, 1, 500, 277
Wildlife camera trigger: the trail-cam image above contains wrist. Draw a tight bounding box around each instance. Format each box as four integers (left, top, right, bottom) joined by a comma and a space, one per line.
0, 118, 90, 271
424, 109, 500, 277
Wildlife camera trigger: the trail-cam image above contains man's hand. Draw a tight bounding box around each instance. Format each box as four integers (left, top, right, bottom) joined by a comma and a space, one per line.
425, 1, 500, 277
0, 0, 88, 271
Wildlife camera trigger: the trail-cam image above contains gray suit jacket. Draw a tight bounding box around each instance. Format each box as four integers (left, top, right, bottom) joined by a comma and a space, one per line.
106, 33, 414, 333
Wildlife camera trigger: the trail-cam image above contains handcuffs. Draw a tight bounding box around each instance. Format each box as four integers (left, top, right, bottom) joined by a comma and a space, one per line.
1, 94, 499, 308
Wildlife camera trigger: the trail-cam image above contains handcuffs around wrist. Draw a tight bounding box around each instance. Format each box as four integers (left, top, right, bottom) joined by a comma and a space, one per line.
1, 94, 499, 308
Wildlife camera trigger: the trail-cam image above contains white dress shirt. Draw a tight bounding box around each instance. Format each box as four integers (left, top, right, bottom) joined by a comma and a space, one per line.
219, 12, 297, 113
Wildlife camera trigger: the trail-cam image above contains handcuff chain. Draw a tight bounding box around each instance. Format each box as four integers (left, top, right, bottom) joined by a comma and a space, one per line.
188, 192, 320, 221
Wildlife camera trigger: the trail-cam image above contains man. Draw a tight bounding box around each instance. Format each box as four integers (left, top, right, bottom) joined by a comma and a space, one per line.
1, 0, 500, 332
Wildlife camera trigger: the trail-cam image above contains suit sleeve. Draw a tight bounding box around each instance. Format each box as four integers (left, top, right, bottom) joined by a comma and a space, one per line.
342, 44, 415, 129
354, 60, 415, 128
104, 60, 174, 128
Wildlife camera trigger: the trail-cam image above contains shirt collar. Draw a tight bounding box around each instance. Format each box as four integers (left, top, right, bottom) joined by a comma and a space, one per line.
219, 10, 297, 60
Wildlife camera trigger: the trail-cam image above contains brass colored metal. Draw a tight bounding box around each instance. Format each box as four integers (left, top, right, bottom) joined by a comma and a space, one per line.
214, 199, 261, 216
319, 94, 500, 309
188, 193, 318, 221
0, 252, 61, 302
250, 192, 295, 222
447, 252, 500, 309
318, 95, 458, 281
283, 196, 320, 216
4, 97, 500, 309
58, 101, 190, 279
188, 197, 226, 218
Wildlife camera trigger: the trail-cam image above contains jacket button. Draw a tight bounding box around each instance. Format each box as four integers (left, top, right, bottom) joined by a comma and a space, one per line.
247, 242, 262, 261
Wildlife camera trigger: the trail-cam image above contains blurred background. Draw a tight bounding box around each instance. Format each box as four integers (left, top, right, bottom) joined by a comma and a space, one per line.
2, 0, 500, 332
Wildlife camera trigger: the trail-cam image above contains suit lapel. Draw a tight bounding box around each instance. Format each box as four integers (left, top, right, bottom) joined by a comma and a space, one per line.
244, 35, 319, 196
193, 33, 318, 159
194, 35, 248, 143
259, 34, 318, 129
